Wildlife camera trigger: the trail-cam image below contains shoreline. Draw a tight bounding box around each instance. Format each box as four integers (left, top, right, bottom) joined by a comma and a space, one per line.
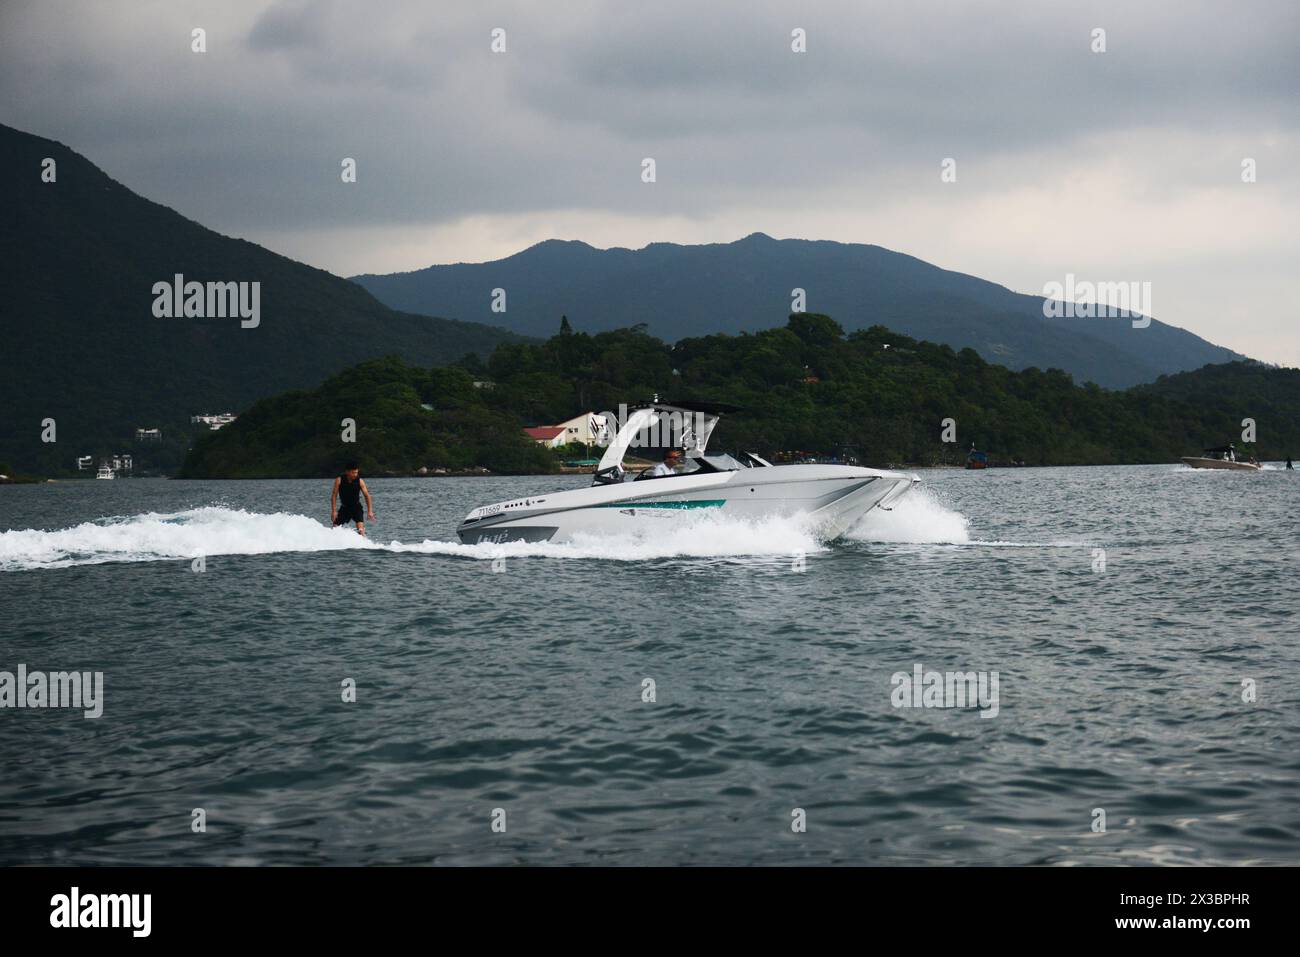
9, 460, 1293, 484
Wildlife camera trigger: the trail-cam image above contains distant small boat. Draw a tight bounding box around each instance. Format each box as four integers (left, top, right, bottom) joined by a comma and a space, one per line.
1181, 444, 1261, 471
95, 464, 115, 480
966, 445, 988, 470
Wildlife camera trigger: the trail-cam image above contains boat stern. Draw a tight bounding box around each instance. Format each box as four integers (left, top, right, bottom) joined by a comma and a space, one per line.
456, 495, 562, 544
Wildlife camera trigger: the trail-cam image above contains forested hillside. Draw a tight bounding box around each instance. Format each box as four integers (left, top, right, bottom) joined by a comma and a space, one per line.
179, 316, 1298, 477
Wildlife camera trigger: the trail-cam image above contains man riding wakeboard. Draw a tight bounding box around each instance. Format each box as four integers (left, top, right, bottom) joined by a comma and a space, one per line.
331, 462, 375, 536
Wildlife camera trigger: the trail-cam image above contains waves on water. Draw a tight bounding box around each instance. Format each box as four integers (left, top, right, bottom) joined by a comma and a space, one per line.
0, 506, 831, 571
848, 486, 1094, 548
849, 486, 971, 544
0, 482, 1119, 571
2, 488, 1103, 570
0, 507, 379, 571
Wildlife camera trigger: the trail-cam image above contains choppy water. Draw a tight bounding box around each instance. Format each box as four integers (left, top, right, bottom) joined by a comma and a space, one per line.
1, 465, 1297, 865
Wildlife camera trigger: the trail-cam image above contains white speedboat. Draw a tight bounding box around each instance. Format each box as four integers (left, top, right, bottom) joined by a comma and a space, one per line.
457, 400, 919, 544
1180, 444, 1261, 471
95, 464, 115, 480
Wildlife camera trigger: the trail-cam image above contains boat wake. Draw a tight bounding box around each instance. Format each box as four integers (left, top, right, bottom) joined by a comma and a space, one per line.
0, 507, 377, 571
847, 487, 1092, 548
848, 486, 971, 544
3, 494, 1103, 570
0, 506, 830, 571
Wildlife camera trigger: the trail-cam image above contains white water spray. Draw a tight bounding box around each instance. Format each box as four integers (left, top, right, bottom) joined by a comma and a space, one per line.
848, 486, 971, 544
0, 506, 828, 571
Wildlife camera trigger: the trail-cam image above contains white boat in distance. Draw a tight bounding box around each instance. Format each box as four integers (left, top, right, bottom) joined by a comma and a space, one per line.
457, 400, 920, 544
1180, 444, 1262, 471
95, 464, 115, 480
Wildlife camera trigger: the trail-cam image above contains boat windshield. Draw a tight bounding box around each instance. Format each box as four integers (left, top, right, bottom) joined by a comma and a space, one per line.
629, 453, 751, 482
693, 453, 746, 472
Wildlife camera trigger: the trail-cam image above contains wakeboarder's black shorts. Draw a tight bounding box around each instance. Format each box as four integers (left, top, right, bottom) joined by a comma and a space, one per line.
334, 502, 364, 525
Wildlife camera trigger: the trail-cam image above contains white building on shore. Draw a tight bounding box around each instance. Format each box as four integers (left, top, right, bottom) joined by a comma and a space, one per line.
551, 412, 610, 448
191, 412, 237, 430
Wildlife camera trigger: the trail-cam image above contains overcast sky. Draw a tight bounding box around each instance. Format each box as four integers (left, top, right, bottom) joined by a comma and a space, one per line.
2, 0, 1296, 364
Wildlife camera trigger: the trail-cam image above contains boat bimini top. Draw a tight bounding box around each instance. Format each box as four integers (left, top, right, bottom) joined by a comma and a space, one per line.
592, 399, 755, 485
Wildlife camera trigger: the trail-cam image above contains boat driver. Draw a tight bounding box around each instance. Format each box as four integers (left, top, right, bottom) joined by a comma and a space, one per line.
645, 447, 685, 478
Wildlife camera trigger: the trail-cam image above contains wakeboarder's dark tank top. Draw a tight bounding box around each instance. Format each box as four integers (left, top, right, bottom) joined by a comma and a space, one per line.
338, 474, 361, 507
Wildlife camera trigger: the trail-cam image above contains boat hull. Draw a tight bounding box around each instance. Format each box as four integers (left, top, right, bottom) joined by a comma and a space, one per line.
457, 465, 919, 544
1180, 457, 1261, 471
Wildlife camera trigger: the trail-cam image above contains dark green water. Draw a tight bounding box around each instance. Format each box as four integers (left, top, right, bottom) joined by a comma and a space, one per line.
1, 465, 1297, 865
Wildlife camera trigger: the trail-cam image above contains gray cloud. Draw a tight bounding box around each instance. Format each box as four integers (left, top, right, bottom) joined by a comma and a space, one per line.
1, 0, 1296, 363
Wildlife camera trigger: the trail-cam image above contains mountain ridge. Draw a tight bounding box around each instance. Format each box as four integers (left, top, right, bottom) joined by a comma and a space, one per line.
353, 232, 1247, 389
0, 122, 522, 474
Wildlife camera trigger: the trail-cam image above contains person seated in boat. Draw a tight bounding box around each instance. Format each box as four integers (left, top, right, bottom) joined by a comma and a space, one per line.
644, 447, 685, 478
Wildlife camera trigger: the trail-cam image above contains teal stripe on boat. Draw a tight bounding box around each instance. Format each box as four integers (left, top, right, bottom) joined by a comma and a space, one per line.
592, 500, 726, 510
